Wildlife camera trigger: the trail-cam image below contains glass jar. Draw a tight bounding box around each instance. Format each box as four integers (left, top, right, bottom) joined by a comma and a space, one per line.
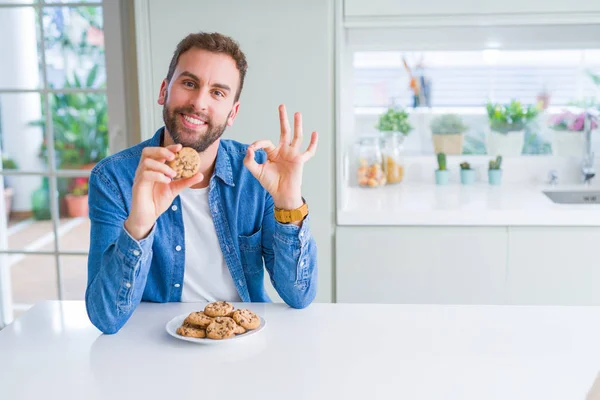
381, 132, 405, 184
355, 136, 386, 188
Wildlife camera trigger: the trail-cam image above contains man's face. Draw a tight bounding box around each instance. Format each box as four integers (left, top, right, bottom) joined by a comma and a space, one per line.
158, 48, 241, 152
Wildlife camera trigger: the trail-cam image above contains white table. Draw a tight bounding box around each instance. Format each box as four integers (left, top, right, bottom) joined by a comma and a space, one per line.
2, 301, 600, 399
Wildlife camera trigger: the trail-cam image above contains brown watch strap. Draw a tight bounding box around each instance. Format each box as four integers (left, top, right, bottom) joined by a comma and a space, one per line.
274, 199, 309, 223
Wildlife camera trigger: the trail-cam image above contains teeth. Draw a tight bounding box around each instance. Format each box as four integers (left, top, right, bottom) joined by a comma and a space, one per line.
183, 115, 205, 125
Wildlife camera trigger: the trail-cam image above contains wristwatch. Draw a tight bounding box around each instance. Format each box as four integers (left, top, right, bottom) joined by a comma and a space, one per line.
274, 198, 309, 223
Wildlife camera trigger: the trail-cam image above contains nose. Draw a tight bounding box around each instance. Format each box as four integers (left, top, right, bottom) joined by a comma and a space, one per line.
189, 88, 210, 113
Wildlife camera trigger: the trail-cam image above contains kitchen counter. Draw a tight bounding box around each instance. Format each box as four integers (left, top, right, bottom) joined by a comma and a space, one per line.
338, 183, 600, 226
2, 301, 600, 399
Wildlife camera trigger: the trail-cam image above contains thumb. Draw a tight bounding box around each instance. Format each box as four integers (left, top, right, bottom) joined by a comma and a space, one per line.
170, 171, 204, 196
243, 146, 262, 180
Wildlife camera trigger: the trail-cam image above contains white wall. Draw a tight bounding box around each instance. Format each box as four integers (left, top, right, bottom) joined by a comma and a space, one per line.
0, 7, 43, 212
134, 0, 335, 303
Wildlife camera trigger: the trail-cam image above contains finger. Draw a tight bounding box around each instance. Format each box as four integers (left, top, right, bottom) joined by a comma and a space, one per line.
138, 170, 172, 185
290, 112, 303, 148
141, 146, 179, 163
249, 139, 277, 154
301, 131, 319, 162
243, 146, 262, 180
279, 104, 291, 146
165, 144, 183, 153
170, 171, 205, 195
141, 158, 177, 179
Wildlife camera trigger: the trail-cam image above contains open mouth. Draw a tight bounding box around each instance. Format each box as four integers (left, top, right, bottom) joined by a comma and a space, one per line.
180, 113, 207, 129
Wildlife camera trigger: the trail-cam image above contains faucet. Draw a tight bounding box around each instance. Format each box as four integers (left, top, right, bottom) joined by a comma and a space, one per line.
582, 108, 599, 185
548, 170, 558, 185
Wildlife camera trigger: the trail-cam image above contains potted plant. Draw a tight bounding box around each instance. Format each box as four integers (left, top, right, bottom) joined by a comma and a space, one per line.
548, 110, 598, 157
30, 67, 107, 216
488, 155, 503, 185
430, 114, 468, 155
435, 152, 449, 185
459, 161, 476, 185
2, 156, 17, 219
34, 66, 108, 171
375, 107, 412, 137
485, 100, 540, 156
64, 177, 89, 218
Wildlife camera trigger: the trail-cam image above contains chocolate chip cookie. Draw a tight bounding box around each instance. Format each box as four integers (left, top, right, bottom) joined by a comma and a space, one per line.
232, 309, 261, 330
183, 311, 213, 329
233, 323, 246, 335
206, 316, 237, 340
167, 147, 200, 179
204, 301, 235, 318
176, 323, 206, 338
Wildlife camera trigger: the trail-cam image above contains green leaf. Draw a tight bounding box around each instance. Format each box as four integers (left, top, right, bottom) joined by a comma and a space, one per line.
86, 64, 98, 88
588, 71, 600, 86
73, 73, 82, 88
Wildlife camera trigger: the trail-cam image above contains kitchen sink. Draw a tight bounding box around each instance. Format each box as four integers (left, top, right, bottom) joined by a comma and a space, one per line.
543, 190, 600, 204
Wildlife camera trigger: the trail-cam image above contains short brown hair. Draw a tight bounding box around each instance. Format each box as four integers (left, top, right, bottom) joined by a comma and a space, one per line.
166, 32, 248, 102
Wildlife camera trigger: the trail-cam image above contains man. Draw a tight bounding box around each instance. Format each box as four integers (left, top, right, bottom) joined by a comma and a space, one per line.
85, 32, 318, 334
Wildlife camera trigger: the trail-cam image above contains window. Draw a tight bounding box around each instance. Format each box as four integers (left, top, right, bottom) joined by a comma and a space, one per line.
354, 50, 600, 108
0, 1, 129, 327
352, 49, 600, 156
342, 21, 600, 158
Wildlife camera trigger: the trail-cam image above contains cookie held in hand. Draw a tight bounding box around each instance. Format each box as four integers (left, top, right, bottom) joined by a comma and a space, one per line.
167, 147, 200, 179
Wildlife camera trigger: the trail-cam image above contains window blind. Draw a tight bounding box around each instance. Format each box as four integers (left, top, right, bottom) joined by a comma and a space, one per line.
353, 50, 600, 109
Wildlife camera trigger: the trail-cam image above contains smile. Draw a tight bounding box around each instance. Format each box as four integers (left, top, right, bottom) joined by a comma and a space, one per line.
180, 113, 207, 127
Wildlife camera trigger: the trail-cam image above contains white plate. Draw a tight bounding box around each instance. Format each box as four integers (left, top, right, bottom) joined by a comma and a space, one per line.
166, 313, 266, 344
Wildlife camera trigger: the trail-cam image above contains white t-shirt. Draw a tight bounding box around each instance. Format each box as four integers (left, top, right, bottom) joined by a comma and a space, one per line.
178, 187, 241, 303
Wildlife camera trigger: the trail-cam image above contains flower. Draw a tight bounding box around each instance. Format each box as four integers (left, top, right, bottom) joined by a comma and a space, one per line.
550, 111, 597, 131
70, 178, 89, 196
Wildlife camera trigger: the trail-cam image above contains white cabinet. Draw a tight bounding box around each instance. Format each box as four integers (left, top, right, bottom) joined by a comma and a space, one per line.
337, 226, 600, 306
344, 0, 600, 18
506, 227, 600, 306
336, 227, 508, 304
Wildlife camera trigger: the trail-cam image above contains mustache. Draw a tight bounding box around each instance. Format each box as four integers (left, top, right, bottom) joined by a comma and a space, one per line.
174, 106, 210, 123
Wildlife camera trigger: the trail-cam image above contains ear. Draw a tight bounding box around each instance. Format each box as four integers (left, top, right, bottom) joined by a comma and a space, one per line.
227, 101, 241, 126
157, 79, 168, 105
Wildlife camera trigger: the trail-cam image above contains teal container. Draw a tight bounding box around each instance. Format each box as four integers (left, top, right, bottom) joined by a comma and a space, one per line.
488, 169, 503, 185
435, 170, 449, 185
460, 169, 476, 185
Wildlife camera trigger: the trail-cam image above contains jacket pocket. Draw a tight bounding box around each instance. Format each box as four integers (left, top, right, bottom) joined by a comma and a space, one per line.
238, 228, 264, 275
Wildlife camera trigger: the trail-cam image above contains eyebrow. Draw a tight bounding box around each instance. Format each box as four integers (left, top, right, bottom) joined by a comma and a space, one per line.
212, 83, 231, 93
180, 71, 231, 93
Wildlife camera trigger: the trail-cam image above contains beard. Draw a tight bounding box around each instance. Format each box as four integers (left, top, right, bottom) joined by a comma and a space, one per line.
162, 93, 230, 153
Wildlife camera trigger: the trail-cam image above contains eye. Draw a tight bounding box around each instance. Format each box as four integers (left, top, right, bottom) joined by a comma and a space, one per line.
183, 80, 196, 88
213, 90, 225, 98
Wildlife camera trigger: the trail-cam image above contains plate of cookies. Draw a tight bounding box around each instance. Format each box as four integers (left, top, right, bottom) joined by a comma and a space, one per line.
166, 301, 265, 344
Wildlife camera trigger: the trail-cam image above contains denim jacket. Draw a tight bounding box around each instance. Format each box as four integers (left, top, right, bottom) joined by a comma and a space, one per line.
85, 128, 317, 334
